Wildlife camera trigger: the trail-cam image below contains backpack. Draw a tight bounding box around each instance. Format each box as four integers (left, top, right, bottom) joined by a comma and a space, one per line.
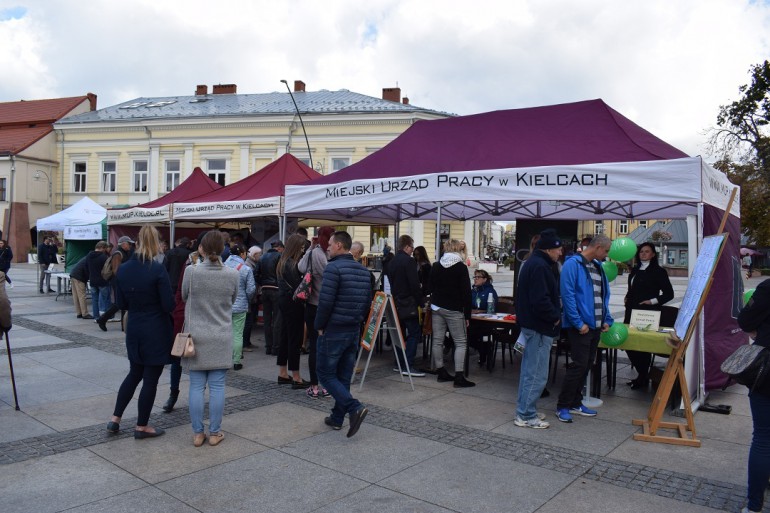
101, 254, 116, 281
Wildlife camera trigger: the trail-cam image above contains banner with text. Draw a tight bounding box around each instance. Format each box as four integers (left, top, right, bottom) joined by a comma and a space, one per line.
107, 206, 170, 225
173, 197, 280, 220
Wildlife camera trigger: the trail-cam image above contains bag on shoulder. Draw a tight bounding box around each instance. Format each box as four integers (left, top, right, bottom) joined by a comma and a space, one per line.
293, 272, 312, 302
394, 295, 419, 320
101, 254, 115, 281
171, 332, 196, 357
720, 344, 770, 392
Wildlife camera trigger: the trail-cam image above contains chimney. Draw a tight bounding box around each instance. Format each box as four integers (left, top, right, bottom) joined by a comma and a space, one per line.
212, 84, 237, 94
294, 80, 306, 92
86, 92, 98, 111
382, 87, 401, 103
402, 97, 409, 105
195, 84, 208, 95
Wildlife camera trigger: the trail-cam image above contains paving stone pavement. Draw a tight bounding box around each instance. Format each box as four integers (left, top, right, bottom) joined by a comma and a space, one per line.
0, 264, 766, 512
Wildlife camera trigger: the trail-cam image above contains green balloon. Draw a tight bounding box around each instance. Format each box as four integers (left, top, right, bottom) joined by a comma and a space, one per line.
744, 288, 755, 304
601, 323, 629, 347
602, 260, 618, 282
609, 237, 637, 262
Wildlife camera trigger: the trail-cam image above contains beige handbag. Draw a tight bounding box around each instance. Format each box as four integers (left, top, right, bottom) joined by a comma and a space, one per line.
171, 333, 195, 357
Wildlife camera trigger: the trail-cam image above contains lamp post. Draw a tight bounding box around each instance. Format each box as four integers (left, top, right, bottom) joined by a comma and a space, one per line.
280, 79, 313, 170
34, 170, 53, 214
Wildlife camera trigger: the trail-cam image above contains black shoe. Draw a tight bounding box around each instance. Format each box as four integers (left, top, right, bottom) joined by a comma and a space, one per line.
39, 289, 44, 294
47, 288, 56, 293
82, 314, 94, 320
292, 379, 310, 389
162, 390, 179, 413
97, 317, 107, 331
134, 428, 165, 439
453, 372, 476, 388
106, 421, 120, 433
77, 314, 83, 319
233, 363, 243, 370
628, 378, 650, 390
265, 348, 273, 355
324, 416, 342, 430
436, 367, 455, 382
277, 375, 293, 385
347, 406, 368, 438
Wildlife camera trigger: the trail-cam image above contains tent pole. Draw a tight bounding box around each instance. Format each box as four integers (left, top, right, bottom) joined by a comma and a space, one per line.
169, 204, 176, 245
435, 201, 442, 261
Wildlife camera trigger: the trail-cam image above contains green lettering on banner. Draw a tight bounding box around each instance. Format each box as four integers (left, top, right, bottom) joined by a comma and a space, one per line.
361, 292, 387, 351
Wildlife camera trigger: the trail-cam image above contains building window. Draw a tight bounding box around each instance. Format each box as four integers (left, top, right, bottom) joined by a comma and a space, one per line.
594, 221, 604, 234
0, 178, 6, 201
619, 220, 628, 234
679, 250, 688, 266
207, 159, 227, 186
101, 161, 116, 192
165, 160, 181, 192
666, 249, 676, 265
296, 157, 311, 167
73, 162, 87, 192
331, 157, 350, 173
132, 160, 148, 192
638, 220, 648, 229
370, 225, 389, 252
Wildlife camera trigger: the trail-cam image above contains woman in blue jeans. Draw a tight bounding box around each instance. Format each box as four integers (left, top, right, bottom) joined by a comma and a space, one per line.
737, 278, 770, 513
181, 232, 239, 447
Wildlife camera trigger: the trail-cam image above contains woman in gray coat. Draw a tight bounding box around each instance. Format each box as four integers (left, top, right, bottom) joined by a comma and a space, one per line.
181, 231, 239, 447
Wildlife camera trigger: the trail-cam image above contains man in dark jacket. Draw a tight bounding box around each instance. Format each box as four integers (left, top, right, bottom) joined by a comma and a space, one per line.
386, 234, 424, 377
69, 253, 92, 319
86, 241, 110, 320
37, 237, 58, 293
515, 229, 563, 430
257, 240, 283, 355
163, 237, 191, 293
315, 231, 372, 438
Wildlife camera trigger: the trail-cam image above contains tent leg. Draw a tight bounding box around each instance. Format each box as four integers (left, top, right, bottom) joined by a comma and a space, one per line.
435, 202, 442, 261
169, 220, 176, 246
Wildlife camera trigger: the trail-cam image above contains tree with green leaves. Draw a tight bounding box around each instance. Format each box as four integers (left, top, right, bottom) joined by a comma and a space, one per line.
708, 60, 770, 245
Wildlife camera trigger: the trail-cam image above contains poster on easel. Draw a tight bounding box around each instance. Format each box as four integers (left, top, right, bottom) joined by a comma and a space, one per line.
354, 292, 414, 391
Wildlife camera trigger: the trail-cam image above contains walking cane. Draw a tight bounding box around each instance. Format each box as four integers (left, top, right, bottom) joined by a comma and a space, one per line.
4, 330, 20, 410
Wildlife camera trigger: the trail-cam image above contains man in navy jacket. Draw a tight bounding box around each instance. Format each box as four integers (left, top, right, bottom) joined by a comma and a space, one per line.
515, 229, 563, 429
556, 234, 613, 423
315, 231, 372, 438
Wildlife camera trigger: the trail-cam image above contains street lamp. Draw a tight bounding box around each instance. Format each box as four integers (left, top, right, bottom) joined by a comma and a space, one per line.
280, 79, 313, 170
34, 170, 53, 214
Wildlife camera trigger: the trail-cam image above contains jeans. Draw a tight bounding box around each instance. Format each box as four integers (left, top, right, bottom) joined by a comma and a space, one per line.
113, 361, 164, 426
232, 311, 246, 365
261, 288, 280, 352
395, 316, 420, 369
515, 328, 553, 420
188, 369, 227, 434
90, 286, 110, 318
431, 307, 467, 372
557, 327, 600, 410
38, 263, 51, 290
747, 390, 770, 512
316, 329, 362, 425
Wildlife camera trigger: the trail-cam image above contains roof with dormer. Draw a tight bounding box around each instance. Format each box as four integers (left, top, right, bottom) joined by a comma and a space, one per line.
56, 89, 449, 125
0, 95, 93, 154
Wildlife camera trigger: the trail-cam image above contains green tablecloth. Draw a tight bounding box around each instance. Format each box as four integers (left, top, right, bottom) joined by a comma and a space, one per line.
598, 326, 673, 355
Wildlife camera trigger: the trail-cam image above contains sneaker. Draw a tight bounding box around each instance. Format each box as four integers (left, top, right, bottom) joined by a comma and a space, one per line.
321, 388, 330, 398
242, 346, 254, 352
569, 405, 598, 417
401, 370, 426, 377
306, 386, 319, 399
324, 416, 342, 430
7, 282, 13, 289
555, 408, 573, 423
514, 416, 550, 429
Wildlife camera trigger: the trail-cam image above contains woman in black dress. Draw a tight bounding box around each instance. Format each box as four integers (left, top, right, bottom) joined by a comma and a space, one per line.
623, 242, 674, 389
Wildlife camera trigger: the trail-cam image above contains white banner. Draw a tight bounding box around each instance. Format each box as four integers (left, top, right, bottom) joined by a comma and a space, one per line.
63, 224, 102, 240
108, 206, 170, 225
173, 197, 281, 220
285, 158, 703, 214
700, 159, 740, 217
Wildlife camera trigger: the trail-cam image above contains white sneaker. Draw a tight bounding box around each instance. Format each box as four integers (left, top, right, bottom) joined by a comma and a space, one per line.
514, 415, 550, 429
7, 283, 13, 289
401, 370, 426, 377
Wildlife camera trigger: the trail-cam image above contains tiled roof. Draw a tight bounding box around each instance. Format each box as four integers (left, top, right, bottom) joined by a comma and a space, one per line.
0, 95, 92, 153
58, 89, 449, 124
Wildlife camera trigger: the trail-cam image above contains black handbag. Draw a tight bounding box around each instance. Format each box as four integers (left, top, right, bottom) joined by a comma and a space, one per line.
394, 295, 419, 320
720, 344, 770, 392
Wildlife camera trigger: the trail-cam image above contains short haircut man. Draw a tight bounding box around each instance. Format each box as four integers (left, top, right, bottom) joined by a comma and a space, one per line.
350, 241, 364, 262
555, 233, 613, 423
387, 232, 423, 376
314, 230, 372, 437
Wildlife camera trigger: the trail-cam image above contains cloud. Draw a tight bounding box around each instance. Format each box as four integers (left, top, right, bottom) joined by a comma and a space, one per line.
1, 0, 768, 157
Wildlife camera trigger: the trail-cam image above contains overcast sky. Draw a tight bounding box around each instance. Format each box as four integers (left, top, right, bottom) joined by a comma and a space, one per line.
1, 0, 768, 157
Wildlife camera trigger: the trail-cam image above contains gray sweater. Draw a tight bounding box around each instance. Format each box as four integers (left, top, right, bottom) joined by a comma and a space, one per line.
181, 259, 239, 371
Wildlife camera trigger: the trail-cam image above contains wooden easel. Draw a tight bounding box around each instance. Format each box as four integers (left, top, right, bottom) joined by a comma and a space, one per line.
632, 188, 737, 446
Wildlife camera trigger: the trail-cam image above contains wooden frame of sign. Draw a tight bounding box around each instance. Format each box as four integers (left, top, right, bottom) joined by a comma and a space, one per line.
352, 291, 415, 391
632, 188, 737, 447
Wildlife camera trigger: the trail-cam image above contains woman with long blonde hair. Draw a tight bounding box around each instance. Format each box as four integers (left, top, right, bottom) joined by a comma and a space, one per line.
106, 225, 175, 439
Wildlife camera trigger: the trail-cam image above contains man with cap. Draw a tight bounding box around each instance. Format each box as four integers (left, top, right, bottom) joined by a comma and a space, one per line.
514, 229, 563, 429
257, 240, 284, 355
556, 234, 613, 423
97, 235, 135, 331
